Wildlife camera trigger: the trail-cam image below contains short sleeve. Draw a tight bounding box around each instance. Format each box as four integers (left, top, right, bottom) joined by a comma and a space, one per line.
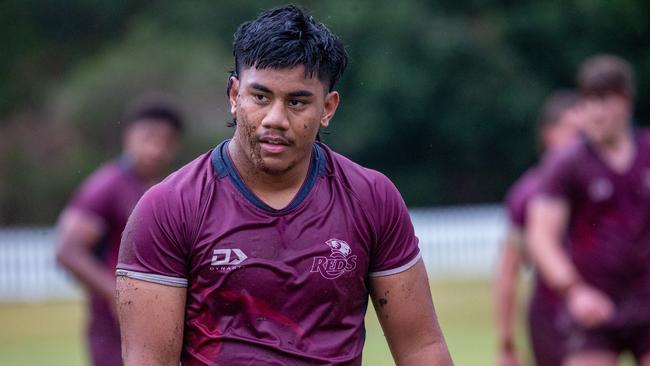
505, 186, 526, 229
116, 183, 190, 287
504, 170, 539, 229
368, 175, 421, 277
537, 152, 576, 200
67, 168, 115, 222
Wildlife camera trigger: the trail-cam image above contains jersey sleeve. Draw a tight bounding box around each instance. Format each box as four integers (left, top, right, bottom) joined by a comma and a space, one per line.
504, 185, 526, 230
503, 189, 526, 249
536, 151, 576, 200
67, 167, 115, 223
368, 174, 421, 277
116, 182, 191, 287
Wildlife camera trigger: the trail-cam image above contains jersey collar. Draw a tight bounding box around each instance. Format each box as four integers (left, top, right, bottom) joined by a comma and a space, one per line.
211, 139, 326, 213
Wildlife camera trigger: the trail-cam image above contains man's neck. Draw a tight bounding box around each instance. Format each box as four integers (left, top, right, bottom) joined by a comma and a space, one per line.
229, 141, 312, 210
594, 127, 636, 173
122, 155, 160, 187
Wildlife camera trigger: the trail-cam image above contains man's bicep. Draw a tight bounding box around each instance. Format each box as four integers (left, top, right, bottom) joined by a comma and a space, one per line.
370, 259, 438, 334
528, 195, 569, 242
116, 276, 186, 366
369, 260, 450, 364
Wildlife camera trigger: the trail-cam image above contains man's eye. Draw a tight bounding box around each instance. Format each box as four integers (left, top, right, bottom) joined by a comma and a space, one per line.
253, 94, 269, 103
289, 100, 306, 108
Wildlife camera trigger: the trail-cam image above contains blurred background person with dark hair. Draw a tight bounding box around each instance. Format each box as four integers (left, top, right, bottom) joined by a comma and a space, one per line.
495, 90, 585, 366
55, 103, 183, 366
529, 54, 650, 366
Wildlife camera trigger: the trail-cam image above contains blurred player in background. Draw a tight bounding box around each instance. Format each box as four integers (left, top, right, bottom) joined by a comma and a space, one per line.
495, 90, 584, 366
115, 5, 452, 366
56, 103, 183, 366
528, 54, 650, 366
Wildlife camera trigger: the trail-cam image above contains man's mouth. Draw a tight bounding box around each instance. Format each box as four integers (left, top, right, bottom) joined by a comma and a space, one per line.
258, 136, 290, 154
259, 136, 289, 145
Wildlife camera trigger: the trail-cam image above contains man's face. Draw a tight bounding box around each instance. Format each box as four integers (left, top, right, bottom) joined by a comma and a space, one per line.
544, 104, 586, 153
228, 66, 339, 176
581, 94, 631, 145
124, 120, 180, 180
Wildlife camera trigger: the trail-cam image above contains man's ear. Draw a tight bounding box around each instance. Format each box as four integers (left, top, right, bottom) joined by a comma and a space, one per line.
228, 76, 240, 116
321, 91, 340, 128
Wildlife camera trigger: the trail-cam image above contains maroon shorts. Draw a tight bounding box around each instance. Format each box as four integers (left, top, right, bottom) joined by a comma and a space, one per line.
528, 296, 565, 366
564, 323, 650, 361
88, 314, 122, 366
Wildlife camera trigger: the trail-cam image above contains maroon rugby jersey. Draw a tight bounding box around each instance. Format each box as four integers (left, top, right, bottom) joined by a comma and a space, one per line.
505, 165, 563, 308
117, 141, 421, 365
506, 165, 568, 365
505, 167, 542, 229
537, 129, 650, 326
67, 160, 148, 366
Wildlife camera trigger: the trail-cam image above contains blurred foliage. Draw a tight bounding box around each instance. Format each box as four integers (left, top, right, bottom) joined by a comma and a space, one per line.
0, 0, 648, 224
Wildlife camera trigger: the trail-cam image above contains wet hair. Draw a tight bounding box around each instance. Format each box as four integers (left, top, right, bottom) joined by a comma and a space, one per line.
227, 5, 347, 138
126, 102, 184, 134
535, 89, 582, 153
577, 54, 634, 99
230, 4, 348, 92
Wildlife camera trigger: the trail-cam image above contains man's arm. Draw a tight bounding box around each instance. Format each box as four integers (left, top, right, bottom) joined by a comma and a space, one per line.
494, 229, 524, 366
55, 208, 114, 307
526, 196, 614, 328
369, 259, 453, 366
116, 276, 186, 366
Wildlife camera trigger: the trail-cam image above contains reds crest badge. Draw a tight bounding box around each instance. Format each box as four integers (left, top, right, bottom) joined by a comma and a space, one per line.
310, 239, 358, 279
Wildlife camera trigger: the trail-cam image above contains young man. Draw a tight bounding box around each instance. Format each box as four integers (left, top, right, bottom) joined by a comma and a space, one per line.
56, 103, 183, 366
495, 90, 584, 366
528, 55, 650, 366
115, 5, 452, 366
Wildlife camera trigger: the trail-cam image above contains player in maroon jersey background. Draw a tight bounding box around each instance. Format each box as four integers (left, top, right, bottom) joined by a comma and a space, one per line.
495, 90, 585, 366
56, 102, 183, 366
529, 54, 650, 366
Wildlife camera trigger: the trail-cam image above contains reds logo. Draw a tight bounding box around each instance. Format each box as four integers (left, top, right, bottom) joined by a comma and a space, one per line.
588, 177, 613, 202
310, 239, 358, 279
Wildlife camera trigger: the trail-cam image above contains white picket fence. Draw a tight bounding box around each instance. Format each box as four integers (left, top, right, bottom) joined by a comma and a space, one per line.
0, 205, 507, 303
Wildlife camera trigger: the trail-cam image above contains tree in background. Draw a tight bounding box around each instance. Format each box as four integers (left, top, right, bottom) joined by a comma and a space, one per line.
0, 0, 648, 224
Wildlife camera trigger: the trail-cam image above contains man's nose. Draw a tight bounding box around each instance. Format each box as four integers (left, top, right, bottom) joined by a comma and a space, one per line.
261, 101, 290, 130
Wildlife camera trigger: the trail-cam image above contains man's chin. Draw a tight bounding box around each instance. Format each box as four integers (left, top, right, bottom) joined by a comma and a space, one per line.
260, 165, 290, 176
135, 164, 165, 180
258, 159, 293, 176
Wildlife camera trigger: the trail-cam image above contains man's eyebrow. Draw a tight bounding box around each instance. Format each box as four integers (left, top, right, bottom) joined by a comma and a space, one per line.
288, 90, 314, 98
250, 83, 272, 93
249, 83, 314, 98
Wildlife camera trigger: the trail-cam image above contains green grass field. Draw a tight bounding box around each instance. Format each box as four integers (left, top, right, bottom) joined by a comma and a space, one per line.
0, 280, 514, 366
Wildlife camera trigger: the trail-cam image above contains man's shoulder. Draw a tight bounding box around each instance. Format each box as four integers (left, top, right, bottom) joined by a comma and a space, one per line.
538, 140, 589, 174
637, 128, 650, 149
143, 150, 214, 206
505, 165, 541, 209
507, 166, 541, 196
76, 160, 127, 195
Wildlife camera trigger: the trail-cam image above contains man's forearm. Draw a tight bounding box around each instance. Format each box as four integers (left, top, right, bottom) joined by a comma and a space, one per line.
394, 339, 453, 366
527, 198, 579, 296
529, 236, 580, 296
57, 246, 116, 301
494, 242, 521, 349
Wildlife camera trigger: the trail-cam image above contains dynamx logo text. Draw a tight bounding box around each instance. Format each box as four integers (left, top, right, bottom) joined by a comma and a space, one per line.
211, 248, 247, 271
310, 239, 357, 279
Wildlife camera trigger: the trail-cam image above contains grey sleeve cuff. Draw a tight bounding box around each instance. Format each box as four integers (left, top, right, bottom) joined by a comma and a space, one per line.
115, 269, 188, 288
368, 251, 422, 277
